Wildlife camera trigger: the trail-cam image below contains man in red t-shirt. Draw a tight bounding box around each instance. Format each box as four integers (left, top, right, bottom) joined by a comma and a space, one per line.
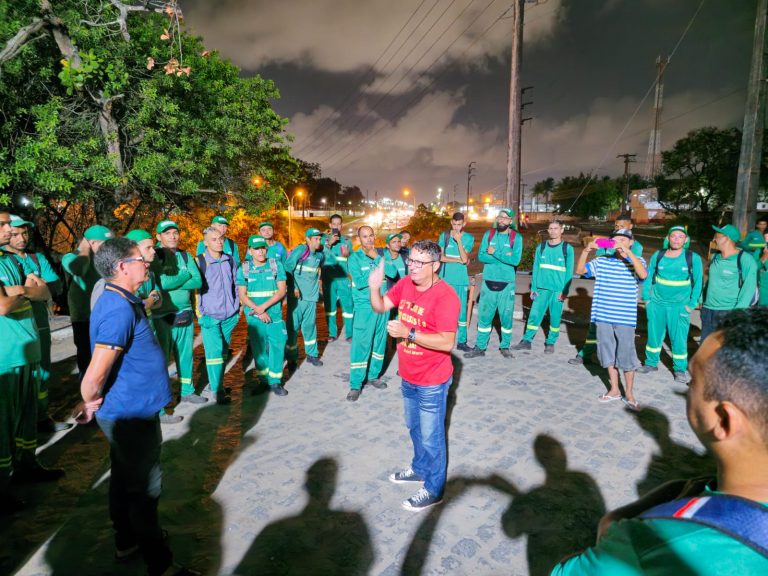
369, 239, 460, 511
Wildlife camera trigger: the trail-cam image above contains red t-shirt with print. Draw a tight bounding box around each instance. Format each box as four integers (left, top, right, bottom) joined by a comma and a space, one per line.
386, 277, 460, 385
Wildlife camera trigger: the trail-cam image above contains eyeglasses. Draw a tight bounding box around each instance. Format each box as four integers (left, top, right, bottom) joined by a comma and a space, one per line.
407, 258, 437, 269
120, 256, 147, 265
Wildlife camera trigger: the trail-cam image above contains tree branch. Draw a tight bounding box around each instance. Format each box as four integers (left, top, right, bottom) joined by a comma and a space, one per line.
0, 18, 46, 70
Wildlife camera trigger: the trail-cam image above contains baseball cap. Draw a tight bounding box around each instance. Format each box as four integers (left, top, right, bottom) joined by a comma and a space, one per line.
712, 224, 741, 244
305, 228, 322, 238
84, 225, 114, 241
386, 233, 402, 244
258, 221, 273, 229
740, 230, 765, 250
211, 215, 229, 225
610, 228, 634, 240
667, 225, 688, 237
156, 220, 179, 234
498, 208, 514, 218
248, 235, 267, 249
125, 229, 153, 242
9, 215, 34, 228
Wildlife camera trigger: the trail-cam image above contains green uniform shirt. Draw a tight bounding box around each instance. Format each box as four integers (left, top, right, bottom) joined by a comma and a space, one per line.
376, 250, 407, 295
348, 248, 379, 308
321, 235, 353, 278
267, 241, 287, 263
0, 254, 41, 369
237, 259, 286, 322
703, 251, 758, 310
531, 241, 574, 294
477, 229, 523, 283
153, 248, 202, 315
61, 251, 101, 322
596, 240, 644, 258
438, 231, 474, 286
6, 251, 61, 330
758, 257, 768, 306
642, 250, 704, 308
196, 237, 241, 267
285, 245, 323, 303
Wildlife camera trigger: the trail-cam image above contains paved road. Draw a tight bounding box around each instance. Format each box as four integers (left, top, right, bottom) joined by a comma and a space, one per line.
4, 285, 712, 575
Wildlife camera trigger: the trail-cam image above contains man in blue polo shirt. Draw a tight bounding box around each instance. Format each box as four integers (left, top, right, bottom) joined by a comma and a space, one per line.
576, 229, 647, 410
74, 237, 197, 576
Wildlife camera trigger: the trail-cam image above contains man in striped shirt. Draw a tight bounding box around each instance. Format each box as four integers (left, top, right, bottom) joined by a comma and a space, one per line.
576, 229, 647, 410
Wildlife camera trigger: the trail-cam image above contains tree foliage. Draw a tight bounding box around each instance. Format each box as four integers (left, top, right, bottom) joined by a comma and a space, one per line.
547, 173, 623, 219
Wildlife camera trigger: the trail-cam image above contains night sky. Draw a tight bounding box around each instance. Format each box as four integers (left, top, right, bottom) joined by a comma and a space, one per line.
182, 0, 757, 205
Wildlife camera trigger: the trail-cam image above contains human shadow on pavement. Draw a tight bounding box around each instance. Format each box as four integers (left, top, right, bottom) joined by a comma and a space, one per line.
630, 407, 715, 497
233, 457, 373, 576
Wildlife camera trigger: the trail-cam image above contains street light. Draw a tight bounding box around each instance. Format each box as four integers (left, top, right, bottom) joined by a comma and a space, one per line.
295, 188, 305, 221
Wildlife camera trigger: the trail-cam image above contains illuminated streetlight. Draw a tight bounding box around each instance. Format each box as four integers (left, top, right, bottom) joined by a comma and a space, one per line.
252, 175, 264, 188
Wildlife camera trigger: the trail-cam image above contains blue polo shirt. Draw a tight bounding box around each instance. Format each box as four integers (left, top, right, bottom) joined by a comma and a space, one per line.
91, 283, 171, 420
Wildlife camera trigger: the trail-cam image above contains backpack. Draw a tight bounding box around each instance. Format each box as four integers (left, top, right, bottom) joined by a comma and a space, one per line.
651, 249, 694, 285
538, 241, 568, 260
241, 258, 278, 278
488, 227, 517, 249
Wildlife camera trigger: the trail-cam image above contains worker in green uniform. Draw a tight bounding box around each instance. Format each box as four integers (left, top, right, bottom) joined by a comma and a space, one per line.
513, 220, 574, 353
285, 228, 324, 367
380, 232, 408, 299
464, 208, 523, 359
740, 230, 765, 262
438, 212, 474, 351
0, 209, 64, 516
569, 213, 644, 365
322, 214, 354, 341
237, 235, 288, 396
637, 226, 704, 384
4, 215, 71, 433
259, 221, 288, 263
153, 220, 206, 410
195, 215, 241, 266
347, 225, 388, 401
62, 224, 113, 381
700, 224, 758, 343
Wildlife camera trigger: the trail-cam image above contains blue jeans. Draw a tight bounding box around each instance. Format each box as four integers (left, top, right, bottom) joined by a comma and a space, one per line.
401, 377, 451, 497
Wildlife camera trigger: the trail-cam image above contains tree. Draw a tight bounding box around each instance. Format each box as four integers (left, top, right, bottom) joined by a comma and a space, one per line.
0, 1, 294, 247
552, 174, 622, 219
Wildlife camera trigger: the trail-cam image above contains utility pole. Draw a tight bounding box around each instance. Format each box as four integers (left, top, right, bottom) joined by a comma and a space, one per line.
733, 0, 767, 234
466, 161, 476, 209
644, 56, 669, 180
505, 0, 527, 223
617, 153, 637, 212
517, 88, 534, 217
453, 184, 457, 208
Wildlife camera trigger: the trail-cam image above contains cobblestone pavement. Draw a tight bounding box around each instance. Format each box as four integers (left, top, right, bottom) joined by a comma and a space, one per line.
4, 288, 713, 576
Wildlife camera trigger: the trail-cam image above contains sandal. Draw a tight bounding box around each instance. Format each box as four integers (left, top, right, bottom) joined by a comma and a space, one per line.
597, 393, 622, 403
622, 397, 641, 411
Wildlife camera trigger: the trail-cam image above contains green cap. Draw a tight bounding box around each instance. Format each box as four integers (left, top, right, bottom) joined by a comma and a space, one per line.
386, 233, 402, 244
84, 225, 114, 241
248, 235, 267, 249
258, 221, 273, 229
663, 225, 690, 250
305, 227, 322, 238
712, 224, 741, 244
667, 225, 688, 237
156, 220, 179, 234
9, 214, 34, 228
498, 208, 514, 218
125, 229, 153, 242
211, 215, 228, 225
740, 230, 765, 250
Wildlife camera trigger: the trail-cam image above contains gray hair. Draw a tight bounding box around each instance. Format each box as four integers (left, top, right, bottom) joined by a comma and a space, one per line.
203, 226, 220, 238
94, 237, 138, 280
411, 239, 441, 262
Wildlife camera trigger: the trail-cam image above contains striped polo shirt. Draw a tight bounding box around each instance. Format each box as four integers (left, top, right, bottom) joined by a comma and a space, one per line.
585, 255, 646, 327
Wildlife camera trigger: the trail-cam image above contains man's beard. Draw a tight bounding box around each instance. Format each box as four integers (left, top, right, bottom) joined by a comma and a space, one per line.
496, 223, 510, 232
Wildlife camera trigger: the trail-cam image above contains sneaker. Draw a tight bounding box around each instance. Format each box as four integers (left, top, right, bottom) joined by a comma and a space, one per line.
115, 544, 139, 562
180, 394, 208, 404
499, 348, 514, 359
305, 355, 323, 367
544, 344, 555, 354
12, 463, 65, 484
345, 336, 352, 342
327, 336, 337, 342
402, 487, 443, 512
512, 340, 531, 351
567, 355, 584, 365
37, 418, 74, 433
346, 389, 361, 402
456, 342, 472, 352
463, 347, 485, 358
216, 392, 232, 405
636, 365, 659, 374
389, 467, 424, 484
674, 371, 691, 384
367, 379, 387, 389
271, 385, 288, 396
159, 413, 184, 424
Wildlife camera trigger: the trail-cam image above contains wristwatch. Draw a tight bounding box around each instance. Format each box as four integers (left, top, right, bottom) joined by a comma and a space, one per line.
407, 328, 416, 343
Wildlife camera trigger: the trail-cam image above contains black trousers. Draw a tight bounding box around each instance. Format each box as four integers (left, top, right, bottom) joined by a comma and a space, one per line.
699, 308, 731, 344
71, 321, 91, 381
97, 415, 172, 576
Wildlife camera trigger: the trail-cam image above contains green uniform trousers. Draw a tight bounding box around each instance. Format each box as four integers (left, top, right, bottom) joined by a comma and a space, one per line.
577, 322, 598, 359
155, 317, 196, 397
447, 283, 469, 344
37, 325, 51, 421
0, 365, 39, 489
523, 289, 564, 345
287, 298, 319, 361
645, 301, 691, 372
349, 306, 387, 389
475, 282, 515, 350
246, 316, 288, 386
199, 313, 240, 394
323, 277, 354, 339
